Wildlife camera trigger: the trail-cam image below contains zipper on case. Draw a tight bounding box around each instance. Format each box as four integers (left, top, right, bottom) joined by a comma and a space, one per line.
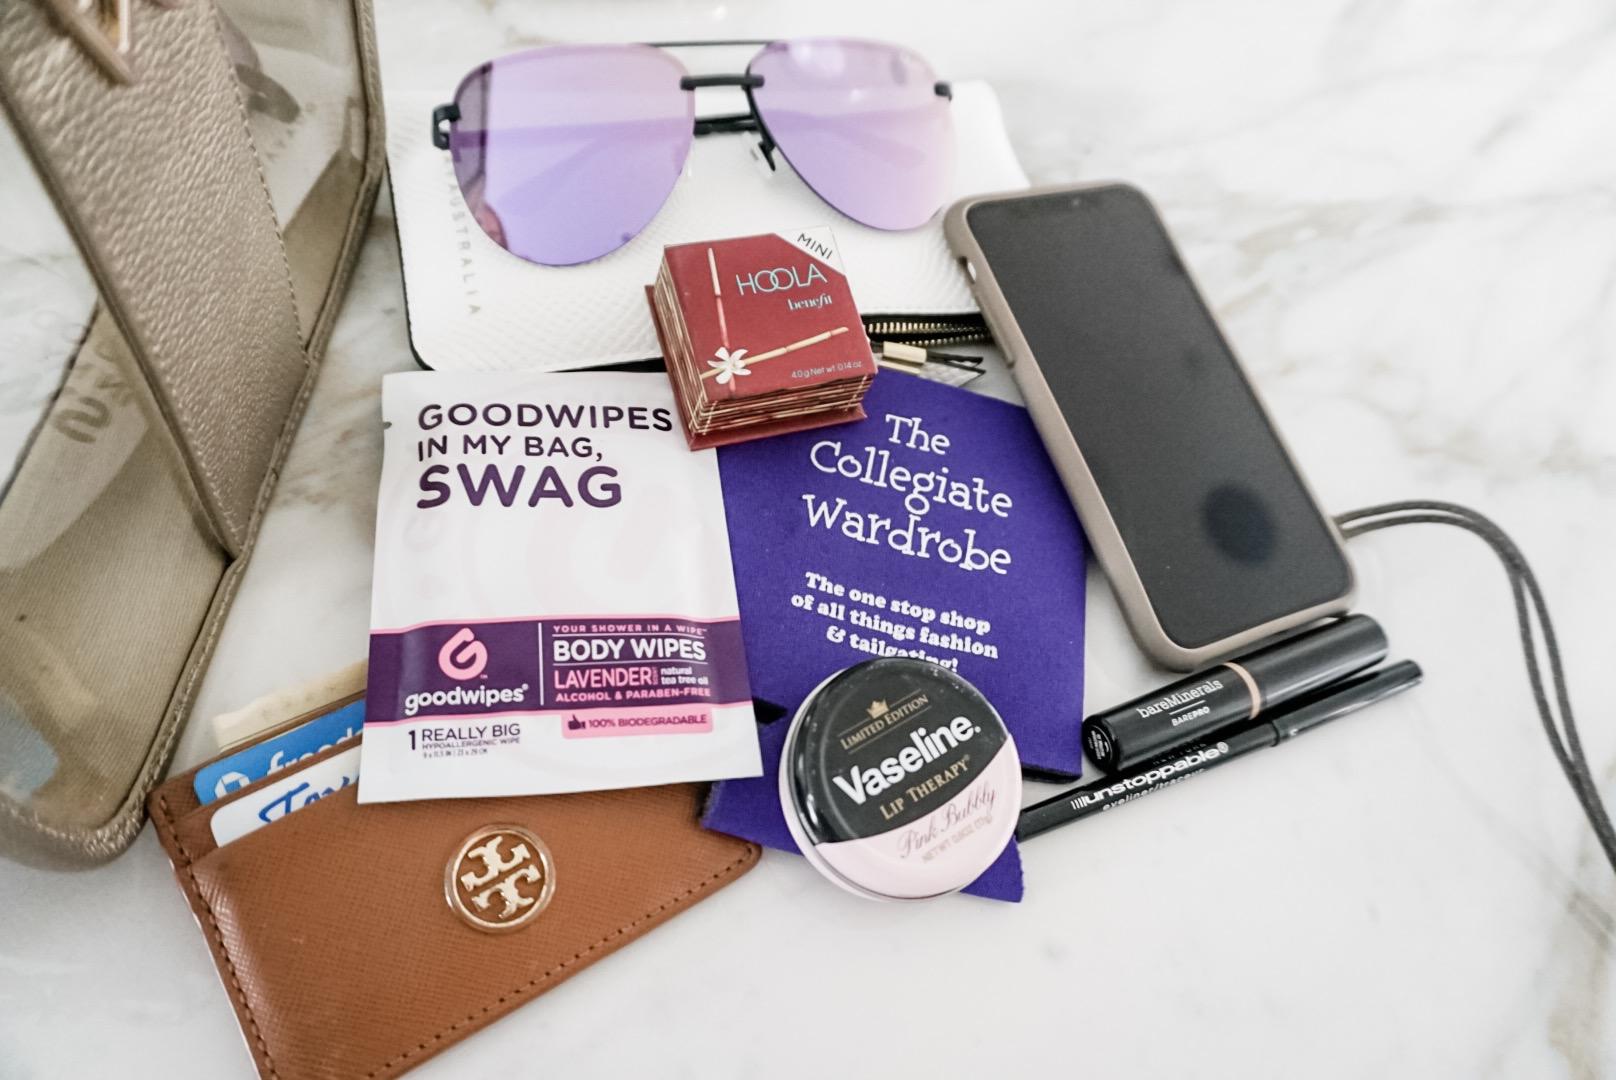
861, 312, 991, 350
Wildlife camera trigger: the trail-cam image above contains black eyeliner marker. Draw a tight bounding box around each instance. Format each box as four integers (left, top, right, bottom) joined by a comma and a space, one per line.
1018, 660, 1422, 842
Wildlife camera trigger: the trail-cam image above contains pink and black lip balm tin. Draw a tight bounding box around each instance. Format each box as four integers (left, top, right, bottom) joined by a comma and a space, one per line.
779, 658, 1021, 901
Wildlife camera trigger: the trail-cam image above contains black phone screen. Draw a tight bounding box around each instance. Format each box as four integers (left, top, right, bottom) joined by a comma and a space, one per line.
966, 185, 1350, 649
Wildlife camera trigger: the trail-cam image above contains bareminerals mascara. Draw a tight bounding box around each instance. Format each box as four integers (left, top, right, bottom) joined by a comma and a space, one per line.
1018, 660, 1422, 841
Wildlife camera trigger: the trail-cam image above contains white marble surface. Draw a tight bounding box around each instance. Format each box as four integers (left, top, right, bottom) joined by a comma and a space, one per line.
6, 0, 1616, 1076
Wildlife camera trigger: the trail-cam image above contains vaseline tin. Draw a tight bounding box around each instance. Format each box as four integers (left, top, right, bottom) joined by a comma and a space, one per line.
779, 658, 1021, 901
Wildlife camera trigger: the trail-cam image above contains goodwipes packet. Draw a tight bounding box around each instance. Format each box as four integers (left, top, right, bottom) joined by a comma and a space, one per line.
360, 371, 761, 803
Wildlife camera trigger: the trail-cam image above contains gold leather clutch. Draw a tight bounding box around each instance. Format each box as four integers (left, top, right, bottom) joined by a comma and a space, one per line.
0, 0, 385, 866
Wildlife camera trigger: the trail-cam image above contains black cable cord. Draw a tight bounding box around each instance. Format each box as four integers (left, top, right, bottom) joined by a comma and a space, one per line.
1335, 500, 1616, 875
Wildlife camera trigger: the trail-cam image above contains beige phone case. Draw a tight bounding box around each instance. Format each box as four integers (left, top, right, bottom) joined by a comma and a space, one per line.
943, 181, 1353, 671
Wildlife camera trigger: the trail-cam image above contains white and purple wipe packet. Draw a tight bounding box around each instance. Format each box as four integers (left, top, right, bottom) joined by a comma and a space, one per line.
359, 370, 761, 803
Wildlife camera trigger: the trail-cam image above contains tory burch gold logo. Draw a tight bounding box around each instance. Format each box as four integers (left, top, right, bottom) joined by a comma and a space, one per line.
445, 824, 555, 933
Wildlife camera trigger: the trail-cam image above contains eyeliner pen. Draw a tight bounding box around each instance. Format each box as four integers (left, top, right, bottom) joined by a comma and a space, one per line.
1017, 660, 1423, 842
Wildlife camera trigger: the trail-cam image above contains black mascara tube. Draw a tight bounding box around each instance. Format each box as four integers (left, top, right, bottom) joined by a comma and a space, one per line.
1020, 660, 1422, 841
1082, 614, 1388, 772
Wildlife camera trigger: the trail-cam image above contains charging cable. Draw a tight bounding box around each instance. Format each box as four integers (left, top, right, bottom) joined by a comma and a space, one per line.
1336, 500, 1616, 875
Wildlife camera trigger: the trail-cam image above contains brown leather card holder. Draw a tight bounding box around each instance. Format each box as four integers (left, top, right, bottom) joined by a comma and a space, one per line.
147, 704, 760, 1079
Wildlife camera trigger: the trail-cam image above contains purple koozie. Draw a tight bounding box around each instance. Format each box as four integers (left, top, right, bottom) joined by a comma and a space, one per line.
704, 372, 1088, 902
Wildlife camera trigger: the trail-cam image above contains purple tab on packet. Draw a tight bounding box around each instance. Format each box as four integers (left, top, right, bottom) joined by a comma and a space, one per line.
366, 617, 751, 724
702, 372, 1089, 903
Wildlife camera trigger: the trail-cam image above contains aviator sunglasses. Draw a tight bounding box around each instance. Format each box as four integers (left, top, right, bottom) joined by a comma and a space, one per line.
431, 38, 955, 266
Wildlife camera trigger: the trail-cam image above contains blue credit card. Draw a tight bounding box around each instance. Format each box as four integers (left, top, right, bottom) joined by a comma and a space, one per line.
194, 698, 365, 806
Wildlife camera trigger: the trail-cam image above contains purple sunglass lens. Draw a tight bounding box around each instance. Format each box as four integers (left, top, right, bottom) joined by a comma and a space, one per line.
449, 44, 694, 266
748, 39, 953, 232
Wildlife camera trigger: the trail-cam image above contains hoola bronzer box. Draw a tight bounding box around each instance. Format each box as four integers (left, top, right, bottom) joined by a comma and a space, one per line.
651, 227, 877, 448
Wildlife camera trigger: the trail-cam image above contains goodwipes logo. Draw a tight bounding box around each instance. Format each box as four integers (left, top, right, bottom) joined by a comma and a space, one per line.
403, 626, 528, 717
438, 627, 488, 680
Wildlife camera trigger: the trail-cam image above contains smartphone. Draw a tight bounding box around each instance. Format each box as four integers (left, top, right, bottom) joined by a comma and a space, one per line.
945, 182, 1353, 670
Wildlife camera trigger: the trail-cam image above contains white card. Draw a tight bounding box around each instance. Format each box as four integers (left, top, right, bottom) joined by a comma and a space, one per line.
209, 745, 362, 847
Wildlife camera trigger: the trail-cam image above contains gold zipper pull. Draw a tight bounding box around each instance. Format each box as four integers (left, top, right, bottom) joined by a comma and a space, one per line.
878, 342, 928, 371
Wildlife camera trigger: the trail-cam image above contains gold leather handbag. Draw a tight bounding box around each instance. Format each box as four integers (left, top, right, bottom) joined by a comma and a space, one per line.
0, 0, 384, 866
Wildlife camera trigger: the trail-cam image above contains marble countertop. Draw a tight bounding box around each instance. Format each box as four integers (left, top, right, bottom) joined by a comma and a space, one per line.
5, 0, 1615, 1075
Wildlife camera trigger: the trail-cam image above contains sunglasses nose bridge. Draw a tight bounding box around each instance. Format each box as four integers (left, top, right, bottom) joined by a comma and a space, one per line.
677, 73, 764, 91
683, 72, 776, 169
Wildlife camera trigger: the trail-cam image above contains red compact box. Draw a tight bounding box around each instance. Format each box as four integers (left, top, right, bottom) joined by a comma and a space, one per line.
650, 228, 878, 449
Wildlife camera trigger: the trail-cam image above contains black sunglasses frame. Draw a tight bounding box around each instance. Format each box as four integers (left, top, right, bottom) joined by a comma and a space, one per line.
430, 38, 952, 178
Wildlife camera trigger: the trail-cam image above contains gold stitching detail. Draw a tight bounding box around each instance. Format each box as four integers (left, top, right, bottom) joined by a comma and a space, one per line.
154, 792, 282, 1080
